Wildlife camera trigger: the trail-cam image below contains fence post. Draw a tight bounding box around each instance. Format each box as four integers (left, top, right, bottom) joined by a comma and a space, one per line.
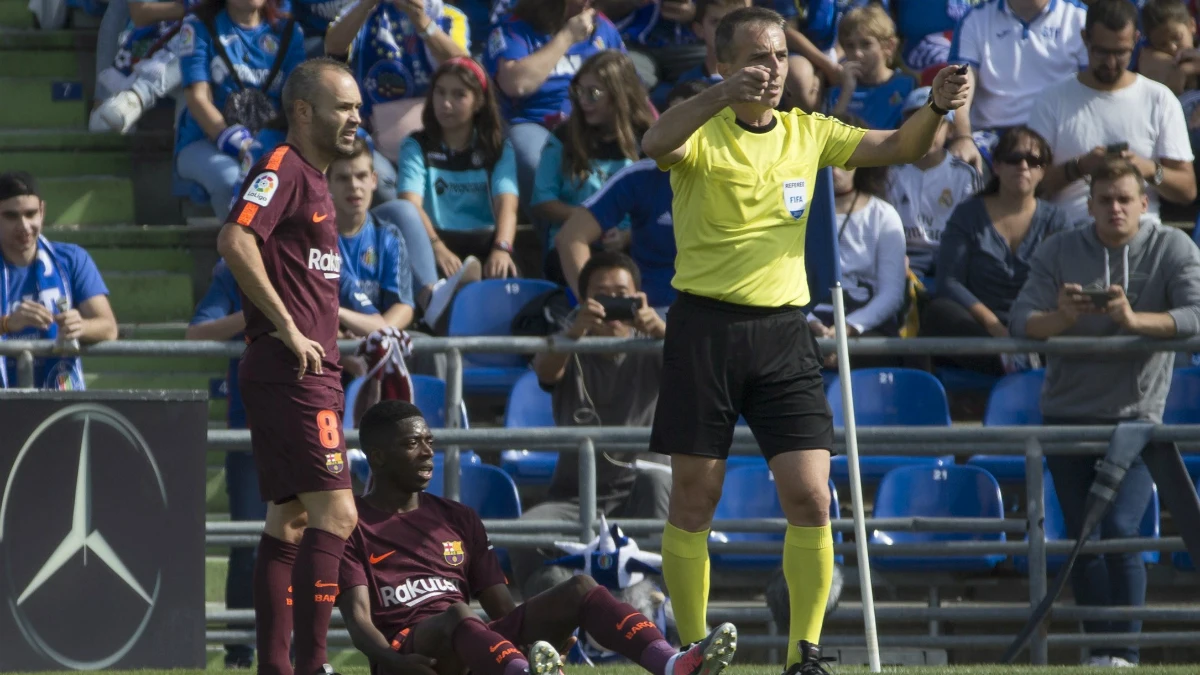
578, 438, 596, 543
444, 348, 463, 502
1025, 437, 1049, 665
17, 350, 34, 388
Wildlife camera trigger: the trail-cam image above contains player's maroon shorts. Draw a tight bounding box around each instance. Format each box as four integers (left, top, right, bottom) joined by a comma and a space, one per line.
241, 379, 350, 503
388, 603, 527, 655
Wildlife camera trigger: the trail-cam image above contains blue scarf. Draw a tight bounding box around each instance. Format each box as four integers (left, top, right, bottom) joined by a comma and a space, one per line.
1, 236, 85, 390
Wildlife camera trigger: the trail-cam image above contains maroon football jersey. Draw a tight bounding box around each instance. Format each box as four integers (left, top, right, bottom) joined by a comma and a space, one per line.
340, 494, 508, 640
230, 144, 342, 387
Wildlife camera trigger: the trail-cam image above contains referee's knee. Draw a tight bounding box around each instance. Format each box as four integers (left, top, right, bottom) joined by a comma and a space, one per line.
667, 478, 723, 531
779, 484, 831, 527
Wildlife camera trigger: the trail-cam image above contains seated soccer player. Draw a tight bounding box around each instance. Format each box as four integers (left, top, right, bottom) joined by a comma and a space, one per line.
338, 400, 740, 675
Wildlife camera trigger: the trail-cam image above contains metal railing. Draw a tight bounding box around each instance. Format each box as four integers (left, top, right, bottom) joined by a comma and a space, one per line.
6, 335, 1200, 662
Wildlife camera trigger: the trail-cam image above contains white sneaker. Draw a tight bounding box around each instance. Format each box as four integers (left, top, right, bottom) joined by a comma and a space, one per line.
422, 255, 482, 331
1086, 656, 1115, 667
527, 641, 563, 675
89, 90, 143, 134
1109, 656, 1137, 667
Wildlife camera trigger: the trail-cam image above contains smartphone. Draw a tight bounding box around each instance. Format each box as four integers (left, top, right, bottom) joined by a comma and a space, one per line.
594, 294, 643, 321
1106, 142, 1129, 156
1079, 288, 1114, 308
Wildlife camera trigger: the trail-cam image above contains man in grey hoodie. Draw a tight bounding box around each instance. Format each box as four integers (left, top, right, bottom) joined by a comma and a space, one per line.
1010, 158, 1200, 667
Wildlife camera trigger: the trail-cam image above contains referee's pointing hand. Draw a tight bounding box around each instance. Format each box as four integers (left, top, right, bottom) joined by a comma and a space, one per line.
722, 65, 777, 106
930, 64, 971, 111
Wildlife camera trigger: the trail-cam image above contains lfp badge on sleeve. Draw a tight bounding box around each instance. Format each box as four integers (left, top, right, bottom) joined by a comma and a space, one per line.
784, 178, 808, 219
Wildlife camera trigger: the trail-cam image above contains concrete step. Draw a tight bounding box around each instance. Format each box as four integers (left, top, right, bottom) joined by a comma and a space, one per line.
86, 355, 229, 373
47, 224, 220, 247
83, 370, 212, 390
103, 270, 194, 322
116, 322, 189, 340
0, 77, 87, 129
0, 0, 33, 28
41, 175, 135, 225
90, 247, 194, 273
0, 28, 96, 50
0, 128, 137, 151
0, 49, 76, 76
3, 149, 130, 178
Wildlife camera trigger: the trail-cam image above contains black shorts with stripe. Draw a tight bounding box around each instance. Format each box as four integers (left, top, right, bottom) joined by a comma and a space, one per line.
649, 292, 835, 460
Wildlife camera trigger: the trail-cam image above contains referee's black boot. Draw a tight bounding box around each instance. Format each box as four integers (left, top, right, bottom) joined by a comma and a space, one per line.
782, 641, 835, 675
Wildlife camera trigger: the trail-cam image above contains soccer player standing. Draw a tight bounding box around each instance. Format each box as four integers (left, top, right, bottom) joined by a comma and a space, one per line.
217, 58, 364, 675
640, 7, 970, 673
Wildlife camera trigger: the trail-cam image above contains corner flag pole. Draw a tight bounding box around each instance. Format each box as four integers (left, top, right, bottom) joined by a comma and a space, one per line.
832, 283, 881, 673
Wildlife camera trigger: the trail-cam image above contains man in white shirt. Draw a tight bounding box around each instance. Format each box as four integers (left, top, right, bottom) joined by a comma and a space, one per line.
1028, 0, 1196, 227
948, 0, 1089, 171
886, 87, 982, 278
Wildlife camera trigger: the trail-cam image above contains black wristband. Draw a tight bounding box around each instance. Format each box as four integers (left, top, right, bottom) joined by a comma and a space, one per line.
928, 96, 950, 117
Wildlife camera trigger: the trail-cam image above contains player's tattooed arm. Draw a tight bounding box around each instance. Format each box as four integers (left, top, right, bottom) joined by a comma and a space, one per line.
476, 583, 517, 621
337, 586, 439, 675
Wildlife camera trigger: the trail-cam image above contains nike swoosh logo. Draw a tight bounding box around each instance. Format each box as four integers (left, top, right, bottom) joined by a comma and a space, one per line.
313, 212, 328, 222
615, 612, 639, 630
369, 551, 395, 565
315, 580, 338, 588
489, 641, 511, 653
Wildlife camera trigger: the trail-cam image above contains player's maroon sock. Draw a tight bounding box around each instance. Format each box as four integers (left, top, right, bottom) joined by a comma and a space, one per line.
577, 585, 675, 675
254, 534, 298, 675
450, 617, 530, 675
292, 528, 347, 675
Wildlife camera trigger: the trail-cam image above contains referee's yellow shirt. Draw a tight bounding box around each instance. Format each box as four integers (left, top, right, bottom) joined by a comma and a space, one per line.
659, 107, 866, 308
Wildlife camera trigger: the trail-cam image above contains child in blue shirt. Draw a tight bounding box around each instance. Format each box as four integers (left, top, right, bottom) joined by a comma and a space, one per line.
826, 4, 914, 130
175, 1, 305, 220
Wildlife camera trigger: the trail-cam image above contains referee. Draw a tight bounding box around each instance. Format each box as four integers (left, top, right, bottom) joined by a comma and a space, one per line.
641, 7, 970, 673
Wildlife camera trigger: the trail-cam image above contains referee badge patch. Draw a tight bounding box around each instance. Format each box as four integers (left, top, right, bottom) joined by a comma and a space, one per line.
784, 178, 808, 219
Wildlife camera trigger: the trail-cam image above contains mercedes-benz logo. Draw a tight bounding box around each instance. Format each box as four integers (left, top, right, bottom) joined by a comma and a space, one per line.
0, 404, 168, 670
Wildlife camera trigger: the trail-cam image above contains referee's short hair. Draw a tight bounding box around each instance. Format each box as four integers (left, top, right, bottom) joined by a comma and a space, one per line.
282, 57, 354, 125
715, 6, 786, 63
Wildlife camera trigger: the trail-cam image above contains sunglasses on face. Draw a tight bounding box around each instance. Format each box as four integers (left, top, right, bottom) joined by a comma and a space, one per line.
998, 152, 1046, 168
572, 85, 607, 103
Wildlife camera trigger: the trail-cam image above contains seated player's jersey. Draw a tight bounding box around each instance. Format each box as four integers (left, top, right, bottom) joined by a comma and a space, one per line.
229, 144, 344, 387
339, 493, 508, 642
340, 0, 470, 121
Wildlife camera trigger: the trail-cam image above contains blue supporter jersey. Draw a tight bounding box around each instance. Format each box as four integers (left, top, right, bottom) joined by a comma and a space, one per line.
396, 132, 519, 232
483, 14, 625, 125
826, 70, 916, 129
894, 0, 980, 42
611, 3, 697, 48
582, 159, 676, 307
111, 5, 179, 76
338, 214, 414, 313
1, 243, 108, 389
342, 0, 471, 120
489, 0, 514, 25
796, 0, 887, 53
176, 11, 306, 152
532, 129, 639, 241
290, 0, 355, 36
191, 259, 379, 426
452, 0, 492, 49
650, 62, 721, 109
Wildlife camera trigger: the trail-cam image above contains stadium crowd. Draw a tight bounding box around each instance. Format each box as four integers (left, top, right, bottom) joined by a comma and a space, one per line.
6, 0, 1200, 670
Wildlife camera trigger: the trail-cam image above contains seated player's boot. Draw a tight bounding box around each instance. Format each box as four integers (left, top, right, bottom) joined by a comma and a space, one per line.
782, 641, 835, 675
528, 641, 564, 675
665, 622, 738, 675
315, 664, 341, 675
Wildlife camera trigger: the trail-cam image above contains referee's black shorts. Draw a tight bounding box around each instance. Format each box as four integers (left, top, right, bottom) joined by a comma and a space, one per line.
649, 292, 835, 461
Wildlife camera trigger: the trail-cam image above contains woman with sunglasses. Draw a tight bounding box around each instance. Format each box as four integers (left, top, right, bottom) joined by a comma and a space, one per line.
922, 125, 1069, 375
532, 50, 654, 283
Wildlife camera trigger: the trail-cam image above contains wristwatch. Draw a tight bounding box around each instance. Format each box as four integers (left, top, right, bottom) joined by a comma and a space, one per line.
927, 94, 950, 117
1153, 161, 1165, 186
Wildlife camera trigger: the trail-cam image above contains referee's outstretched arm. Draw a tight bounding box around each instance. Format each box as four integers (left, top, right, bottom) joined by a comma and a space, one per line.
844, 65, 973, 168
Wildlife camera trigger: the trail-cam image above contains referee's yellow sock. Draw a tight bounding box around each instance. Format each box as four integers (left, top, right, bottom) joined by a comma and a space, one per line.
661, 522, 711, 646
783, 523, 835, 667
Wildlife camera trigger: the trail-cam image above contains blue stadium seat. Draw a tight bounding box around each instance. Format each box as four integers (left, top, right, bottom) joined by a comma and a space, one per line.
1176, 479, 1199, 571
826, 368, 954, 484
448, 279, 560, 395
500, 371, 558, 485
968, 370, 1046, 483
869, 465, 1006, 572
411, 374, 472, 429
1164, 367, 1200, 424
709, 464, 842, 569
934, 367, 1001, 395
1017, 472, 1160, 573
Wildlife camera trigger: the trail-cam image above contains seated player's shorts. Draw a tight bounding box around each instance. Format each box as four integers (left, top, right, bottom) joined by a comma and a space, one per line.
649, 292, 835, 461
388, 603, 527, 654
241, 379, 350, 503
